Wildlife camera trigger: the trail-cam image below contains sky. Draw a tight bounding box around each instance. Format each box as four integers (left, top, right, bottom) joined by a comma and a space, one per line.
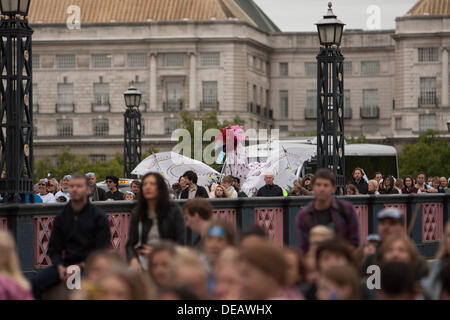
253, 0, 419, 32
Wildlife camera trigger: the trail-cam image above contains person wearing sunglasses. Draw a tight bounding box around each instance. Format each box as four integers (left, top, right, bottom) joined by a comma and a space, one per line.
47, 178, 59, 195
38, 178, 56, 203
105, 176, 124, 201
55, 175, 72, 201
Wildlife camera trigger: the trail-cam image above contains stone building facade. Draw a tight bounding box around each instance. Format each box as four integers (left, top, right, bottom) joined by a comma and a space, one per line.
27, 0, 450, 162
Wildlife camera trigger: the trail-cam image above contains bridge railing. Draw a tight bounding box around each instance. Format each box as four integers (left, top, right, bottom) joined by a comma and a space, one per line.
0, 194, 448, 274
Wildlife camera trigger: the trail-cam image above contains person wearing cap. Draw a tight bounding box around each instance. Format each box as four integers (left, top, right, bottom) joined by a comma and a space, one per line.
38, 178, 56, 203
256, 172, 283, 197
105, 176, 124, 201
86, 172, 106, 202
55, 175, 72, 201
360, 207, 405, 276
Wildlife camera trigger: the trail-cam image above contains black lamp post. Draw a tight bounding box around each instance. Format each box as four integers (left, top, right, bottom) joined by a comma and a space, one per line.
123, 86, 142, 178
316, 2, 346, 194
0, 0, 34, 203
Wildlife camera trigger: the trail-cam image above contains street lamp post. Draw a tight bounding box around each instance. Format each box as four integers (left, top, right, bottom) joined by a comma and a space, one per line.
316, 2, 346, 194
0, 0, 34, 203
123, 86, 142, 178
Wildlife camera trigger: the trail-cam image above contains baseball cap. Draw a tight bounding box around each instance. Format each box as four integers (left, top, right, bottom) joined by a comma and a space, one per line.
377, 207, 403, 220
365, 234, 381, 242
207, 226, 226, 238
39, 178, 48, 184
63, 175, 72, 181
85, 172, 95, 178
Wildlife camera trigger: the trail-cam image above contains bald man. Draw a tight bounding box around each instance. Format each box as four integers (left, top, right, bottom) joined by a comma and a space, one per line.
256, 173, 283, 197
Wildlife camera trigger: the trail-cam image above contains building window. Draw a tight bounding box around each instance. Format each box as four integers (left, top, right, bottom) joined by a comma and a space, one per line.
164, 53, 184, 67
89, 154, 106, 163
361, 89, 379, 118
279, 62, 288, 76
344, 61, 352, 75
32, 84, 38, 113
418, 48, 438, 62
419, 114, 436, 132
128, 53, 147, 67
56, 54, 76, 68
304, 62, 316, 77
202, 81, 218, 108
200, 52, 220, 66
57, 83, 74, 112
395, 117, 402, 129
131, 81, 147, 111
92, 119, 109, 136
92, 54, 112, 68
305, 90, 316, 119
94, 83, 110, 105
32, 55, 40, 69
279, 90, 289, 118
419, 77, 437, 106
56, 119, 73, 137
344, 89, 351, 119
361, 61, 380, 76
164, 118, 179, 134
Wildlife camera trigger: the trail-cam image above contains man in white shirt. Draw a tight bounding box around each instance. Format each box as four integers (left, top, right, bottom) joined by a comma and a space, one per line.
38, 178, 56, 203
55, 175, 72, 201
416, 172, 437, 193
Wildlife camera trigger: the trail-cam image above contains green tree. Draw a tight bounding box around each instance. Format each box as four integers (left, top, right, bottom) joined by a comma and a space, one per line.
398, 130, 450, 177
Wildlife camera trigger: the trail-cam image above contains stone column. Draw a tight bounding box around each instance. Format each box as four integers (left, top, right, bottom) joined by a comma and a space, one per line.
150, 53, 158, 111
442, 47, 449, 106
189, 52, 197, 110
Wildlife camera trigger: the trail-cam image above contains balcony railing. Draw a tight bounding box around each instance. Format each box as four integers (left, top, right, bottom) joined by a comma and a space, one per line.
344, 107, 352, 119
163, 101, 183, 112
200, 101, 219, 111
418, 93, 438, 107
305, 107, 317, 119
360, 105, 379, 119
56, 103, 75, 113
91, 102, 111, 113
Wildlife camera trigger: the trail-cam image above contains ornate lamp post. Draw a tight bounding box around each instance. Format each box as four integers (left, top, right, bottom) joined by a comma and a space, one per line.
0, 0, 34, 202
123, 86, 142, 178
316, 2, 346, 193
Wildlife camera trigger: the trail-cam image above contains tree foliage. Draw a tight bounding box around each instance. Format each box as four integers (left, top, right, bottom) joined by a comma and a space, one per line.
345, 134, 368, 144
34, 146, 159, 183
398, 130, 450, 178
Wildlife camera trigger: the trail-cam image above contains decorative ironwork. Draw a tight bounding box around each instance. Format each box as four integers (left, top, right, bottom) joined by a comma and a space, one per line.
123, 107, 142, 178
0, 217, 7, 231
34, 216, 55, 268
212, 209, 236, 226
255, 208, 283, 246
422, 203, 443, 243
34, 213, 131, 268
353, 205, 368, 242
0, 15, 34, 202
316, 46, 345, 193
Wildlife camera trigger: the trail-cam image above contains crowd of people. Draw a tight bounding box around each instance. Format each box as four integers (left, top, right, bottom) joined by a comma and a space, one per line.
23, 167, 450, 205
0, 168, 449, 300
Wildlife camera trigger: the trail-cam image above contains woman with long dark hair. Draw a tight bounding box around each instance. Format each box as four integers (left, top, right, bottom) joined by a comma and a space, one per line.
126, 172, 185, 271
